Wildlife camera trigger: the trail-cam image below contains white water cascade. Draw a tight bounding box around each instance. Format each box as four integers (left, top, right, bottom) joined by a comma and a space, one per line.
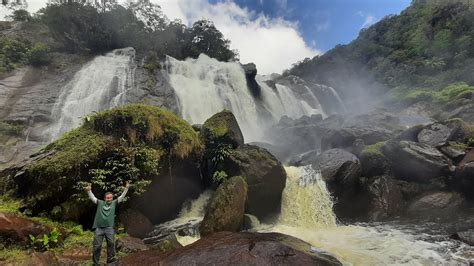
48, 48, 136, 140
164, 54, 325, 142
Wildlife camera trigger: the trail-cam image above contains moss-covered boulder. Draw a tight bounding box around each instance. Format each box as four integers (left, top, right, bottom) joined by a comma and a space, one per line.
4, 104, 203, 225
201, 110, 244, 148
220, 144, 286, 221
199, 176, 247, 237
359, 142, 389, 177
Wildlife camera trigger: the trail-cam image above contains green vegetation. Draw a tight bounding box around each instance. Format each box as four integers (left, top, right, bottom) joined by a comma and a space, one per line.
12, 104, 202, 220
9, 9, 32, 22
286, 1, 474, 104
0, 195, 22, 213
361, 141, 386, 157
29, 228, 60, 251
36, 2, 238, 61
394, 82, 474, 104
0, 121, 23, 142
212, 170, 228, 186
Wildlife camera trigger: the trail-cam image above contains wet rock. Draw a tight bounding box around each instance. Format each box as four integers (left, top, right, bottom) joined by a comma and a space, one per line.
394, 124, 425, 142
417, 120, 471, 147
199, 176, 247, 237
364, 176, 403, 220
451, 229, 474, 246
321, 127, 392, 153
440, 145, 466, 160
249, 141, 289, 163
242, 63, 261, 98
119, 209, 154, 238
359, 142, 389, 177
407, 191, 466, 216
288, 149, 319, 167
116, 236, 148, 253
0, 212, 51, 247
452, 151, 474, 199
201, 110, 244, 148
120, 232, 342, 266
313, 149, 361, 191
221, 144, 286, 221
382, 140, 452, 183
144, 219, 200, 246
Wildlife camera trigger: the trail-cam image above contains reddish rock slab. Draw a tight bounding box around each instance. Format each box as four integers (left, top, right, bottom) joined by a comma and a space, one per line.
0, 212, 51, 246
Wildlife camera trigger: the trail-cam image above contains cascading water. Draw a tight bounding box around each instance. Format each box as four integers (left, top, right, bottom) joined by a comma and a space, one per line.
48, 48, 136, 140
164, 54, 325, 141
167, 166, 471, 265
259, 166, 472, 265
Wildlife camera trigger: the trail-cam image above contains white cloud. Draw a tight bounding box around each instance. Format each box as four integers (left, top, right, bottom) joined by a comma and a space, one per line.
316, 21, 329, 32
155, 0, 319, 74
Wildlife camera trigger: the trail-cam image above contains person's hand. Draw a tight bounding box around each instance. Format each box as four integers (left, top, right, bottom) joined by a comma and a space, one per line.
84, 183, 92, 192
125, 181, 130, 188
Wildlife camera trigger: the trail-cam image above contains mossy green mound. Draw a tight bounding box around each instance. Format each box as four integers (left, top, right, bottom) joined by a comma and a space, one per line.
9, 104, 202, 220
201, 110, 244, 148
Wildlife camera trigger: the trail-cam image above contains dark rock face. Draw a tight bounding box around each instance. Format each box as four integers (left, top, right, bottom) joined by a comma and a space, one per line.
321, 127, 392, 153
131, 158, 204, 225
201, 110, 244, 148
116, 236, 148, 253
363, 176, 403, 220
452, 150, 474, 199
221, 144, 286, 221
451, 229, 474, 246
313, 149, 361, 189
0, 212, 51, 247
359, 146, 390, 177
417, 123, 454, 147
120, 232, 342, 266
118, 209, 154, 238
382, 140, 452, 182
407, 191, 466, 216
242, 63, 261, 98
199, 176, 247, 237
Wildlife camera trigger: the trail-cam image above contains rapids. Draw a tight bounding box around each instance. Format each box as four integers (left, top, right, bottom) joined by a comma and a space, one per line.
170, 166, 473, 265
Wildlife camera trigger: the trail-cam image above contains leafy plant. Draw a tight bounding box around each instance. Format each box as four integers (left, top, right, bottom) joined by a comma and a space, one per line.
29, 228, 60, 251
212, 170, 228, 186
210, 143, 232, 165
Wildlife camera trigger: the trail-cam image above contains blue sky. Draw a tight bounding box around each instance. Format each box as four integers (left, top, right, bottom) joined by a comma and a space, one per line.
223, 0, 411, 52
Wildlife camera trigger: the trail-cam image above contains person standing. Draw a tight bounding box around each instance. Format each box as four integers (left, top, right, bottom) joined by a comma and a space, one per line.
85, 181, 130, 265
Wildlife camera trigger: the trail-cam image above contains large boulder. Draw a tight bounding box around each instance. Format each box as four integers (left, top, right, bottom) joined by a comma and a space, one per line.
120, 232, 342, 266
116, 236, 148, 253
407, 191, 466, 216
359, 142, 389, 177
417, 119, 473, 147
363, 176, 403, 220
199, 176, 248, 237
0, 212, 51, 247
321, 127, 392, 153
312, 149, 361, 192
4, 104, 204, 226
201, 110, 244, 148
382, 140, 453, 183
220, 144, 286, 221
118, 209, 153, 238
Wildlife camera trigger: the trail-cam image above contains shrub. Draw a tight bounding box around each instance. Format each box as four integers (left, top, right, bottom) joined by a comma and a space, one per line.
27, 43, 50, 66
9, 9, 31, 22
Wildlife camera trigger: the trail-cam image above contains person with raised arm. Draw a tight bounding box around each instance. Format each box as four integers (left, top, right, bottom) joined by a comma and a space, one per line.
85, 181, 130, 265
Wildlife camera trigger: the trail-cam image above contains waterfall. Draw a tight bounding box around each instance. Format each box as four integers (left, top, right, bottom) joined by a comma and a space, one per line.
48, 48, 136, 140
280, 166, 336, 228
164, 54, 325, 142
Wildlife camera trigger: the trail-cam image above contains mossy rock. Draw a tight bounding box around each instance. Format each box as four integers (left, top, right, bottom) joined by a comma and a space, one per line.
201, 110, 244, 148
7, 104, 203, 221
199, 176, 247, 237
359, 142, 389, 177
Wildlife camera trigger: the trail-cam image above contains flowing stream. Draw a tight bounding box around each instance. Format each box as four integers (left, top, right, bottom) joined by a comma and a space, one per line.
169, 166, 473, 265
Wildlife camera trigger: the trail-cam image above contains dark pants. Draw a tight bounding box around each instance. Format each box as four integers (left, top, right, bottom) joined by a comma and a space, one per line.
92, 227, 116, 265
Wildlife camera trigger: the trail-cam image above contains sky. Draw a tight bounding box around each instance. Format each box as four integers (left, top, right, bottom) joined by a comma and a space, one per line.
1, 0, 412, 74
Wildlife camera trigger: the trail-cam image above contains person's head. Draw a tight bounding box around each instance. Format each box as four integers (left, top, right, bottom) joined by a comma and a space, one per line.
104, 192, 114, 204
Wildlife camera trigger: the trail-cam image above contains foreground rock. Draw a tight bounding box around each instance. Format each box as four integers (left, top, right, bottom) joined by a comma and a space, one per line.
0, 212, 51, 247
221, 144, 286, 220
200, 176, 247, 237
120, 232, 342, 266
201, 110, 244, 148
116, 236, 149, 254
118, 209, 154, 238
382, 140, 452, 182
